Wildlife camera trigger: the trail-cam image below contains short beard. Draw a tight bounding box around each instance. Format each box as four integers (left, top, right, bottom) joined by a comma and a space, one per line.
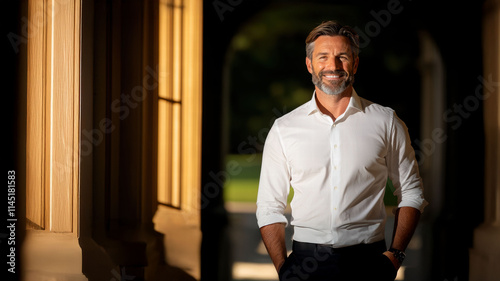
311, 67, 354, 96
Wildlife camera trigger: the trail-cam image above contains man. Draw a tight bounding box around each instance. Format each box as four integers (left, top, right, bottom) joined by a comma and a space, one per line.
256, 21, 427, 281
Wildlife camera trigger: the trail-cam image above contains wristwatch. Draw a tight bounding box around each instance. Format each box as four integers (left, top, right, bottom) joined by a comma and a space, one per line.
388, 248, 406, 264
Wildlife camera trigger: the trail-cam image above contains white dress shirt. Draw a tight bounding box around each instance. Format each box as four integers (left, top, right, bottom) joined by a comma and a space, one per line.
256, 89, 428, 247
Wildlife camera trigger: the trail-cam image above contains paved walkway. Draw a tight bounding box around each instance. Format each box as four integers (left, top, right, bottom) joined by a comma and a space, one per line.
226, 202, 291, 281
225, 202, 426, 281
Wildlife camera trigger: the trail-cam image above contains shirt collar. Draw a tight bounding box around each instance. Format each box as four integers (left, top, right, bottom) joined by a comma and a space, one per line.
307, 88, 364, 116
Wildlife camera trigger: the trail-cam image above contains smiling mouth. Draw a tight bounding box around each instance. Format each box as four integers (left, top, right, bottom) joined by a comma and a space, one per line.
323, 74, 343, 80
321, 71, 346, 81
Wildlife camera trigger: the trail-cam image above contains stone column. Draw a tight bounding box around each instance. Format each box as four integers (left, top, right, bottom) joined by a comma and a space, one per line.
469, 0, 500, 280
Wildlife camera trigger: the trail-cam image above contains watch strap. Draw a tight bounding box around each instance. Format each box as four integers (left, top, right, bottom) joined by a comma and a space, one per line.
388, 247, 406, 264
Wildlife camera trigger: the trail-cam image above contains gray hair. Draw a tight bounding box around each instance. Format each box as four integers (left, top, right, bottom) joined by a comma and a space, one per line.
305, 21, 360, 59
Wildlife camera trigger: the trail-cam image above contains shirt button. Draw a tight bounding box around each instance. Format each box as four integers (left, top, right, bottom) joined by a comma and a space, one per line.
334, 165, 337, 170
334, 207, 337, 211
334, 144, 338, 149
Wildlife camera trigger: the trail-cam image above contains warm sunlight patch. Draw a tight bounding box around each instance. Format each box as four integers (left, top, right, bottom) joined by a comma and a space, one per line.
233, 262, 277, 280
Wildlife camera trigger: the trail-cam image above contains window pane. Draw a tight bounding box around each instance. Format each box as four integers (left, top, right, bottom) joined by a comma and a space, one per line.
157, 99, 173, 204
159, 0, 174, 100
171, 102, 182, 207
172, 0, 183, 101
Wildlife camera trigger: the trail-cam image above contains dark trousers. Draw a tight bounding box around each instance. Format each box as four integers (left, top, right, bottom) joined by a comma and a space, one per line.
279, 240, 397, 281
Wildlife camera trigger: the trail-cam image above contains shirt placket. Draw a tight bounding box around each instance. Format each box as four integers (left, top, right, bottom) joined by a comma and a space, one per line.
330, 120, 341, 242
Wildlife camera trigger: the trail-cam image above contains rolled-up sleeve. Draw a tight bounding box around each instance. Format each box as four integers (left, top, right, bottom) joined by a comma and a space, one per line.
256, 121, 291, 228
387, 112, 428, 213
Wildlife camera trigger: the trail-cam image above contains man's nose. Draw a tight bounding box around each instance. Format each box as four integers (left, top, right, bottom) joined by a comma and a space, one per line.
325, 57, 343, 70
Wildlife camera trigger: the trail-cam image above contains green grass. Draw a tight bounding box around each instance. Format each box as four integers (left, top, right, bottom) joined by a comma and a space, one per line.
384, 179, 398, 206
223, 153, 262, 203
224, 178, 261, 202
223, 153, 397, 206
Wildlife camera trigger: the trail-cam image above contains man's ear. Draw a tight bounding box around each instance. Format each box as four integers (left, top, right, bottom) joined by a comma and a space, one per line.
306, 57, 313, 74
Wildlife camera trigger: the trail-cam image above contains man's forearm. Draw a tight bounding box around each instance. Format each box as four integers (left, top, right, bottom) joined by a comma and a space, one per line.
384, 206, 421, 268
260, 223, 287, 272
390, 206, 421, 250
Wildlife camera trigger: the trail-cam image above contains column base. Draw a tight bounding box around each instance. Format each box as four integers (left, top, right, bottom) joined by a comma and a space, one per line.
153, 205, 201, 280
22, 231, 88, 281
